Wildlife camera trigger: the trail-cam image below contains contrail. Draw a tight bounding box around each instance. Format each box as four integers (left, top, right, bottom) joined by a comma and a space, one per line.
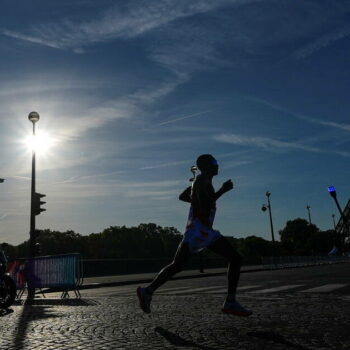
157, 110, 212, 126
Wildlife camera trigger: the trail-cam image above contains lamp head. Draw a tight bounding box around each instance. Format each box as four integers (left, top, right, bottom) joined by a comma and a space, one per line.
328, 186, 337, 198
28, 111, 40, 123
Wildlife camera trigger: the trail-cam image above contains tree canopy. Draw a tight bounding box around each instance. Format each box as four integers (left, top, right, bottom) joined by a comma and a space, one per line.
279, 218, 335, 255
1, 219, 338, 261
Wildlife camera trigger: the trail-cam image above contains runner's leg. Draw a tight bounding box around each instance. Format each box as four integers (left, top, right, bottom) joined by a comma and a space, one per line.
147, 241, 192, 293
207, 236, 242, 297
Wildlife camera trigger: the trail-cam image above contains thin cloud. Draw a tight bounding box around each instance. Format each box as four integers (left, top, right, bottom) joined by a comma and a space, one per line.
140, 160, 190, 170
247, 97, 350, 133
317, 120, 350, 132
214, 133, 320, 153
1, 1, 235, 51
44, 179, 182, 200
0, 79, 106, 97
1, 29, 62, 49
293, 25, 350, 60
157, 110, 211, 126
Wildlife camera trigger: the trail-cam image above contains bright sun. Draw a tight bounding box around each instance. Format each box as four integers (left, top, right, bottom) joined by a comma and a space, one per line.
24, 131, 55, 154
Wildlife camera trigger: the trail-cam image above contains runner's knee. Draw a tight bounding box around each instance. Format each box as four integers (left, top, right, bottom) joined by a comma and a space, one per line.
170, 260, 183, 274
229, 251, 242, 266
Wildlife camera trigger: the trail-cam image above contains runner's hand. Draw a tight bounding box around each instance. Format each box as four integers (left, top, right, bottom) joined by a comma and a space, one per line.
222, 180, 234, 192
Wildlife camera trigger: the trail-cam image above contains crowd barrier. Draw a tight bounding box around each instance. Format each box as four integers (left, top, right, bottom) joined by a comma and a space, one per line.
7, 253, 83, 299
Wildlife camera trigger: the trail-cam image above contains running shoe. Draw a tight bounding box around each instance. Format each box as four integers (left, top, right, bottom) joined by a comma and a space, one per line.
137, 287, 152, 314
222, 300, 252, 316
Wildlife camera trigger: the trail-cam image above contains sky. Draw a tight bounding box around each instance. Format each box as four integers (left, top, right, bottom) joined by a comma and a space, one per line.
0, 0, 349, 245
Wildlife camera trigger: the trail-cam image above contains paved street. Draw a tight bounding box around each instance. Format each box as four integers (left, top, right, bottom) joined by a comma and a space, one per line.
1, 263, 349, 349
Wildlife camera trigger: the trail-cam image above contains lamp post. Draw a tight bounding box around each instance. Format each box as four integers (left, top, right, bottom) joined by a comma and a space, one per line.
306, 205, 312, 225
332, 214, 336, 231
262, 191, 276, 265
328, 187, 349, 232
28, 111, 40, 258
328, 186, 350, 252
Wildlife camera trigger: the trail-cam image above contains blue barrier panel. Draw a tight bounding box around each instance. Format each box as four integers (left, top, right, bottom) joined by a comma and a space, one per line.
26, 253, 83, 297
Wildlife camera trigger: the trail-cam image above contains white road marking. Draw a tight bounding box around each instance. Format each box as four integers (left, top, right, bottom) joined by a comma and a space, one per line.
301, 284, 348, 293
156, 287, 196, 294
248, 285, 303, 293
122, 286, 192, 295
163, 286, 226, 295
205, 285, 263, 294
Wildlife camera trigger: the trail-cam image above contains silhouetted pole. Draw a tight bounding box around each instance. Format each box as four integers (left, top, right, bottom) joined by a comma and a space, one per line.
328, 186, 350, 251
328, 187, 349, 231
262, 191, 276, 266
28, 112, 40, 300
332, 214, 336, 230
306, 205, 312, 225
29, 112, 40, 258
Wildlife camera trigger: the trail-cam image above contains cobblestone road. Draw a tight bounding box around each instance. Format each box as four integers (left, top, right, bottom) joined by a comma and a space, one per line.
0, 292, 349, 350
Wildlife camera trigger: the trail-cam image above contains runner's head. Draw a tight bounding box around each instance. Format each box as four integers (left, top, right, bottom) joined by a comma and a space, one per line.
196, 154, 218, 176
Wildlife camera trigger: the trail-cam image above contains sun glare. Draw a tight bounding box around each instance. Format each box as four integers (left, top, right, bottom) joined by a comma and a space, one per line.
24, 131, 55, 155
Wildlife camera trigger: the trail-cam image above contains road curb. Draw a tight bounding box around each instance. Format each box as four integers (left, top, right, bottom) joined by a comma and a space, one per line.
78, 261, 350, 290
41, 260, 350, 294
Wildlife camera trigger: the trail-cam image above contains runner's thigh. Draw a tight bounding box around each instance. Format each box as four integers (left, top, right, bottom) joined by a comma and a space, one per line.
173, 241, 192, 265
207, 236, 241, 262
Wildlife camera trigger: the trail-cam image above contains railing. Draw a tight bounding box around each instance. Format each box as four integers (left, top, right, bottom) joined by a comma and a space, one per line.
261, 255, 350, 267
82, 256, 228, 277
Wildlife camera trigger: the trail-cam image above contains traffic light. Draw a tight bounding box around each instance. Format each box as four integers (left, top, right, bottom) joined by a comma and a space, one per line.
33, 192, 46, 216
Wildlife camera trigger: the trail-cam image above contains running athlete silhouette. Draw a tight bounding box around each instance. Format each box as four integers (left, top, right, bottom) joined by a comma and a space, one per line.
137, 154, 252, 316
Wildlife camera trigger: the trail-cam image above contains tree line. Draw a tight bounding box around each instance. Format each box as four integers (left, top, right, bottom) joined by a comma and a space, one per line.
1, 219, 338, 262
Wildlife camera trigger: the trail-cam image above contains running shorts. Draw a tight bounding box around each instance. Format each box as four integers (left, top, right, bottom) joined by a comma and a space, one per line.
182, 217, 222, 253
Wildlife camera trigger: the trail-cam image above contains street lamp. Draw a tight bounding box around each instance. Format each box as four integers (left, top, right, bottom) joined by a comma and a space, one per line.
328, 186, 350, 251
306, 205, 312, 225
328, 187, 349, 229
262, 191, 276, 265
332, 214, 336, 231
28, 111, 40, 258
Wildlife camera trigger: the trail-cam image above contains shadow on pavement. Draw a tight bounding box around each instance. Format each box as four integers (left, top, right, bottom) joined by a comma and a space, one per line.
155, 326, 217, 350
0, 308, 14, 317
247, 330, 311, 350
14, 298, 96, 306
13, 301, 61, 350
12, 298, 94, 350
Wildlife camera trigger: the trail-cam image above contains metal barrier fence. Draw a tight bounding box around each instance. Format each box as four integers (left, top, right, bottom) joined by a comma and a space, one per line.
7, 253, 83, 299
261, 255, 350, 267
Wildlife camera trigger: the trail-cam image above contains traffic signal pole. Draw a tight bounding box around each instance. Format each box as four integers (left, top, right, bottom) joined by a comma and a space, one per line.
30, 121, 36, 258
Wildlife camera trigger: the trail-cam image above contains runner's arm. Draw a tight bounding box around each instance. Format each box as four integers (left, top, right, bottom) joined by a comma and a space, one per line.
179, 186, 192, 202
214, 180, 234, 201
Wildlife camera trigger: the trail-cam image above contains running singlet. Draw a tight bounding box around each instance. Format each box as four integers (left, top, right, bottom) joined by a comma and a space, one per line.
182, 176, 222, 252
